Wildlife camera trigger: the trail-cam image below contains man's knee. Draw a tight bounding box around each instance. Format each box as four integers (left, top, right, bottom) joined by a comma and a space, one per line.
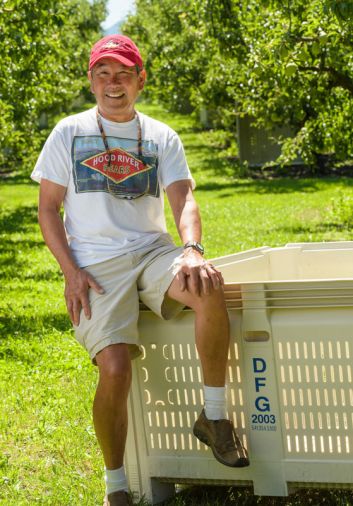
191, 287, 227, 314
96, 344, 132, 389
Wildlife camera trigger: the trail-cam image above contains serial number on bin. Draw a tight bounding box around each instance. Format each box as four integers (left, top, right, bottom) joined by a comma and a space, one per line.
251, 424, 277, 431
251, 414, 276, 424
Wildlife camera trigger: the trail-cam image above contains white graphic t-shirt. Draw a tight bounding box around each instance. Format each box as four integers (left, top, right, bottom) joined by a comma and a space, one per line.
31, 107, 195, 267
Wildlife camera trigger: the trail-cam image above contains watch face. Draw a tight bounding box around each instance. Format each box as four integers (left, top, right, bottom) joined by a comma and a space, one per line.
196, 242, 204, 254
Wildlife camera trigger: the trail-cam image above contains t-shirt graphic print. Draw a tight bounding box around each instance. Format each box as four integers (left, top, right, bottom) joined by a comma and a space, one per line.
72, 135, 160, 199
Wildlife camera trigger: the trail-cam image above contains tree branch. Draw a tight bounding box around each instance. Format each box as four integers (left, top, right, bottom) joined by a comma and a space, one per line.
296, 65, 353, 95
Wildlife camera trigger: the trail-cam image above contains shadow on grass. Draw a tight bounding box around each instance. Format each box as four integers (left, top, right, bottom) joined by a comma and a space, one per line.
0, 204, 59, 281
0, 204, 38, 233
0, 172, 37, 185
196, 177, 353, 196
160, 485, 353, 505
274, 222, 338, 234
0, 313, 71, 364
0, 312, 70, 337
1, 237, 43, 251
0, 245, 60, 282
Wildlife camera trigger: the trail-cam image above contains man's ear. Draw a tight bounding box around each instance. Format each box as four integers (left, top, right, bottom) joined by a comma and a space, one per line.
87, 70, 95, 94
138, 69, 147, 91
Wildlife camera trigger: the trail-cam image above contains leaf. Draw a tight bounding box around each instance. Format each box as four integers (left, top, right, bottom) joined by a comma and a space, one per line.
285, 62, 298, 76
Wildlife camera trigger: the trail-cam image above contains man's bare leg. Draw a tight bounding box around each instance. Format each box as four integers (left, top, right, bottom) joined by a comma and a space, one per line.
167, 279, 229, 386
94, 344, 133, 505
167, 279, 249, 467
94, 343, 132, 469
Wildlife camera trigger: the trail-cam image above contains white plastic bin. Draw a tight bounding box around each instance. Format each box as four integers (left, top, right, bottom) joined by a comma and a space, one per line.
125, 242, 353, 503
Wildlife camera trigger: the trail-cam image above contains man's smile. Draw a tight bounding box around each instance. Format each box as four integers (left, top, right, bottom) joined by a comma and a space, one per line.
106, 92, 125, 99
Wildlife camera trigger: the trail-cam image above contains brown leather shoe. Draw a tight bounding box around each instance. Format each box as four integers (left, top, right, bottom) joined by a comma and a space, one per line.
193, 409, 250, 467
103, 490, 133, 506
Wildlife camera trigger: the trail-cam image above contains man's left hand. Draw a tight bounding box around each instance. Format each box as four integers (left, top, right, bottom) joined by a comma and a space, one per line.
175, 249, 224, 296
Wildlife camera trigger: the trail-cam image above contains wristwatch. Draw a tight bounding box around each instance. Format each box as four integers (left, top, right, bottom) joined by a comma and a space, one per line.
183, 241, 205, 255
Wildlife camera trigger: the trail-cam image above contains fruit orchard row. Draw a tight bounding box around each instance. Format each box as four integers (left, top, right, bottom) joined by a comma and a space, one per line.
125, 0, 353, 166
0, 0, 106, 173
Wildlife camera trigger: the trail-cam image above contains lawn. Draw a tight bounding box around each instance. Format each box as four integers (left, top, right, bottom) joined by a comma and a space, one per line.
1, 101, 353, 505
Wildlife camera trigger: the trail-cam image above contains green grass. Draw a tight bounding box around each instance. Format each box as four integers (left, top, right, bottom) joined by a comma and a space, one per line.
1, 101, 353, 505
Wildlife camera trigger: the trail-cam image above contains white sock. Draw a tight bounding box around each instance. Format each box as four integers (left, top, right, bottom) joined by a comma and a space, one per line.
204, 385, 227, 420
105, 466, 128, 495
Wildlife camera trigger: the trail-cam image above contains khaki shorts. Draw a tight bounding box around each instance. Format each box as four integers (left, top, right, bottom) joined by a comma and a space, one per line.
73, 235, 184, 363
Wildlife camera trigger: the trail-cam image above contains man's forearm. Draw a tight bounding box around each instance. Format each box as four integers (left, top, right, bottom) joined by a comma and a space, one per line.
174, 195, 202, 245
38, 208, 79, 279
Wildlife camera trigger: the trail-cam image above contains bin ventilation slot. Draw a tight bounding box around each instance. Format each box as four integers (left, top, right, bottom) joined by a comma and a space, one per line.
138, 342, 247, 455
277, 339, 353, 458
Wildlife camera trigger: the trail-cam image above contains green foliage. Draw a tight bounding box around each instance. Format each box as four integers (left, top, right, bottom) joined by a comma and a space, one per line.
124, 0, 353, 168
124, 0, 210, 113
0, 0, 106, 174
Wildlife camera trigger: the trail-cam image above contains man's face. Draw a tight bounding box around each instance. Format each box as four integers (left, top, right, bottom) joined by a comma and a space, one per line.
88, 58, 146, 122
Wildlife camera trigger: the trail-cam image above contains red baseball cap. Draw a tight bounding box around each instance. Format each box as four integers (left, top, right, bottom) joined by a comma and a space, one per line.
89, 34, 143, 70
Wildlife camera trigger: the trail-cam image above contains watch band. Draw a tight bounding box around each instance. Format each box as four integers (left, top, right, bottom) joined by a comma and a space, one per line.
183, 241, 205, 255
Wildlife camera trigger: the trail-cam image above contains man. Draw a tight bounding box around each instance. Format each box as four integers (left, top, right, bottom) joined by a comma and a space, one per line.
31, 34, 249, 506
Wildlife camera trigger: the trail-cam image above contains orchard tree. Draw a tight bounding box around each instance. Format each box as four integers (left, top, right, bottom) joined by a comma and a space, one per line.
0, 0, 106, 173
123, 0, 215, 113
234, 0, 353, 165
124, 0, 353, 168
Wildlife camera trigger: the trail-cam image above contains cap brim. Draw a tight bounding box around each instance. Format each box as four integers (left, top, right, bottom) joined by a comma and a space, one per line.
90, 53, 136, 70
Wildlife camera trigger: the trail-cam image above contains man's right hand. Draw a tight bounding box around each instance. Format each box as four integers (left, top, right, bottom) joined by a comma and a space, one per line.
64, 268, 104, 326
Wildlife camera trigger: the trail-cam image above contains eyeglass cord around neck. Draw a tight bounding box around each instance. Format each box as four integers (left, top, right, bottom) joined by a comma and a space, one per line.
96, 108, 143, 168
